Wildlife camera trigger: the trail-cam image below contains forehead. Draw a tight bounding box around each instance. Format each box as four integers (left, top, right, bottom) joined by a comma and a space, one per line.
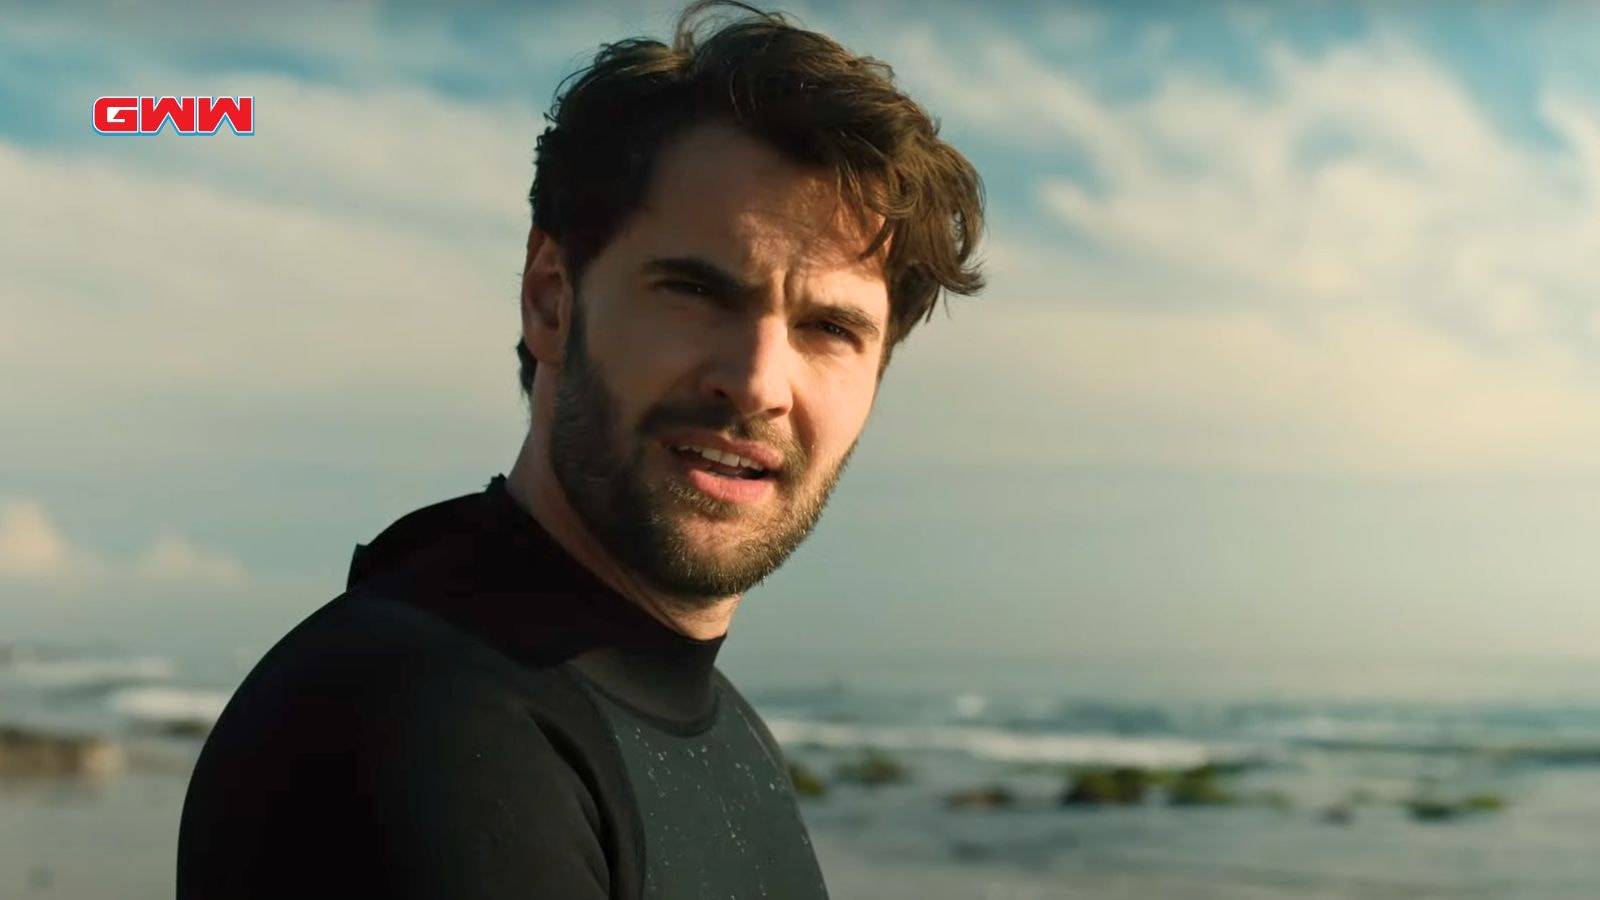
622, 122, 890, 302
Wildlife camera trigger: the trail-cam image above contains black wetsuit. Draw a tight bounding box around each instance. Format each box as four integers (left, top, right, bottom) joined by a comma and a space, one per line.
177, 475, 829, 899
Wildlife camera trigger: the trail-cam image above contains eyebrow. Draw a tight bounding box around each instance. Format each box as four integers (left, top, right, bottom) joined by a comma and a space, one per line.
643, 255, 884, 344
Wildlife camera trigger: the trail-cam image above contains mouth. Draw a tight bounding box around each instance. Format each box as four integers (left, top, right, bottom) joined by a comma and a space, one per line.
662, 441, 780, 506
666, 443, 774, 481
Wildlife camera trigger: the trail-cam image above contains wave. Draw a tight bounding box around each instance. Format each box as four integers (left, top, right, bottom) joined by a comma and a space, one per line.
1287, 734, 1600, 766
1237, 710, 1600, 761
765, 717, 1256, 770
750, 688, 1182, 738
6, 655, 178, 690
105, 686, 230, 726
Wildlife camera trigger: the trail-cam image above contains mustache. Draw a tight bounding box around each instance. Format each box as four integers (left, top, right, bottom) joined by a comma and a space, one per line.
639, 400, 805, 470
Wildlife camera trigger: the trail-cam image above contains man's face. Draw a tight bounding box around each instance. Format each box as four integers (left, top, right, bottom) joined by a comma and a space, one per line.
546, 122, 890, 601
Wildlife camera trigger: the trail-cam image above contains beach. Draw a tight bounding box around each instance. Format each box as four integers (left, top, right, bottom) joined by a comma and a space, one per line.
3, 643, 1598, 899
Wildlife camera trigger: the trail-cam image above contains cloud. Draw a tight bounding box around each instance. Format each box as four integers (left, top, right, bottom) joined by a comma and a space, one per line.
0, 3, 644, 101
864, 22, 1600, 477
11, 3, 1600, 493
882, 297, 1600, 475
0, 498, 246, 587
0, 74, 538, 470
1031, 36, 1600, 342
134, 534, 248, 587
0, 501, 71, 577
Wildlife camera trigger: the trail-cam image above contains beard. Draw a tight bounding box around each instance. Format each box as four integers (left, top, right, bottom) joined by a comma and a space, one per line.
547, 303, 857, 603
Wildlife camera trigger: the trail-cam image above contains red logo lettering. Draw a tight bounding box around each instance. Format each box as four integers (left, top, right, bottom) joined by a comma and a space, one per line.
93, 96, 139, 134
93, 96, 254, 136
139, 96, 197, 134
197, 97, 253, 135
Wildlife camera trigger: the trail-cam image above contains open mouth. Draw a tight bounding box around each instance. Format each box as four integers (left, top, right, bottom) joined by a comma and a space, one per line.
668, 444, 773, 481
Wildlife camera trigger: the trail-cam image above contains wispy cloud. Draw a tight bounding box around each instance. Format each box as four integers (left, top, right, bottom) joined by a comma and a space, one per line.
9, 1, 1600, 660
0, 501, 75, 578
134, 533, 248, 587
0, 499, 245, 587
13, 5, 1600, 487
867, 22, 1600, 477
0, 76, 535, 471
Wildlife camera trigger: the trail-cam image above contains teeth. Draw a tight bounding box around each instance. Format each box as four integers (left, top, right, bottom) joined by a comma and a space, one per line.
675, 444, 764, 472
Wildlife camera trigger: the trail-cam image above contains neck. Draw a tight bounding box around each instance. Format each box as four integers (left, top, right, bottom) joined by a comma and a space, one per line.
504, 432, 740, 642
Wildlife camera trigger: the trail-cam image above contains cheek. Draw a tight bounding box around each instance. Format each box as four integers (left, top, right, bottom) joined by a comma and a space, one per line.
609, 303, 706, 379
586, 304, 698, 410
802, 371, 876, 459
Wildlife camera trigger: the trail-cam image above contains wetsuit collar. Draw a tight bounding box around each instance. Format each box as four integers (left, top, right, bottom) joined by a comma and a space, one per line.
481, 475, 726, 726
350, 475, 726, 728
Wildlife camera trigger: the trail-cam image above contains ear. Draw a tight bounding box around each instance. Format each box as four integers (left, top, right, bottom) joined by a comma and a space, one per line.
520, 228, 572, 367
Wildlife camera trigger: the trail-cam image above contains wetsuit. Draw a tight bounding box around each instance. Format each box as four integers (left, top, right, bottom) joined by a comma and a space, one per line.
177, 475, 829, 899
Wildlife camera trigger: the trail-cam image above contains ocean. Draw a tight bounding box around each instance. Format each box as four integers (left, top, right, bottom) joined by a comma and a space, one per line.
3, 638, 1598, 898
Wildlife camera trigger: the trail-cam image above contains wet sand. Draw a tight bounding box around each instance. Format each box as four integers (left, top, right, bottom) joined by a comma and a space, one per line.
0, 767, 1245, 900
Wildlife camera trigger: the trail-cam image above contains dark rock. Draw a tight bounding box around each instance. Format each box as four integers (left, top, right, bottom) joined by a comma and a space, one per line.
1318, 804, 1354, 825
1407, 791, 1508, 822
1167, 765, 1236, 806
0, 726, 122, 778
1406, 798, 1461, 822
152, 719, 211, 739
788, 762, 827, 798
1062, 766, 1151, 806
944, 785, 1016, 810
1169, 779, 1233, 806
833, 748, 909, 787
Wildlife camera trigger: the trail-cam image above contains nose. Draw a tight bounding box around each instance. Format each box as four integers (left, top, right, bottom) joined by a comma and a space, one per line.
699, 314, 795, 421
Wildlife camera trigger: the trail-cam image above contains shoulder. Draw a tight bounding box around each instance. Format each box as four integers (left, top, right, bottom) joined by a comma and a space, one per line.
179, 592, 617, 897
213, 589, 528, 731
197, 589, 605, 779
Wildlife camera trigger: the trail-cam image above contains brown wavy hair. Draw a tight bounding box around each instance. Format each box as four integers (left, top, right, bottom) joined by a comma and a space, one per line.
517, 0, 986, 393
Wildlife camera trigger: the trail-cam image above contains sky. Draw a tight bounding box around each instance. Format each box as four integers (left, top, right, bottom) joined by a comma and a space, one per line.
4, 0, 1600, 669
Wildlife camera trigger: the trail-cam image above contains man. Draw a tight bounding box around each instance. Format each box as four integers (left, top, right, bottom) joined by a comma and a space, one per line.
177, 1, 984, 897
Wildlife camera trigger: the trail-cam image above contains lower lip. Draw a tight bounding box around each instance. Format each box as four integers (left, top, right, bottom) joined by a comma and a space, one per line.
669, 448, 777, 505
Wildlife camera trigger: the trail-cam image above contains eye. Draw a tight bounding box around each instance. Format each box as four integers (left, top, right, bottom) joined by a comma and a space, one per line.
810, 320, 858, 344
658, 279, 710, 296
